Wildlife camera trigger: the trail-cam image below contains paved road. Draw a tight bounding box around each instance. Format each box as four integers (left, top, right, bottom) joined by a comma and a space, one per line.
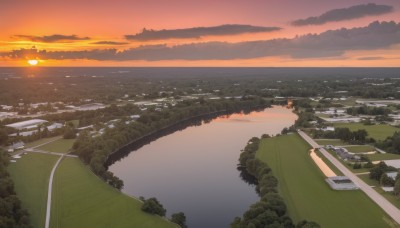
298, 130, 400, 225
24, 148, 78, 158
45, 155, 64, 228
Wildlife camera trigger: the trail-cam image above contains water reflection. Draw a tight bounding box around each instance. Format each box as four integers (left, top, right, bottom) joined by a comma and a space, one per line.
109, 106, 297, 228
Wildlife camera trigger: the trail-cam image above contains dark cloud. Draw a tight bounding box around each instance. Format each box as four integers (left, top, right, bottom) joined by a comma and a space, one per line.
357, 56, 386, 60
91, 41, 130, 45
125, 24, 281, 41
292, 3, 393, 26
2, 21, 399, 61
14, 34, 90, 43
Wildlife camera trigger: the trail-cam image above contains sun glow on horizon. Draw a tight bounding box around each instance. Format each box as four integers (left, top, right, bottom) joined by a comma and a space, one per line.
28, 59, 39, 66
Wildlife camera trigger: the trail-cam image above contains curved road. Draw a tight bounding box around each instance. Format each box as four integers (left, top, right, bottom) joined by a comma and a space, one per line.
45, 155, 64, 228
298, 130, 400, 225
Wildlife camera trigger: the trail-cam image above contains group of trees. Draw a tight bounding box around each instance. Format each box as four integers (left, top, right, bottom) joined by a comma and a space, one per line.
346, 106, 391, 116
140, 197, 187, 227
312, 128, 369, 144
375, 132, 400, 154
233, 137, 319, 228
140, 197, 166, 216
72, 98, 269, 190
0, 149, 31, 228
369, 162, 397, 183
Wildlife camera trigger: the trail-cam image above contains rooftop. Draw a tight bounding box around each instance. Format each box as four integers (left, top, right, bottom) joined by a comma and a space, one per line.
5, 119, 48, 130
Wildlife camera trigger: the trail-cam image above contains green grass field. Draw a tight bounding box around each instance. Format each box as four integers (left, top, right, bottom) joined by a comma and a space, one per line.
314, 139, 347, 146
256, 134, 395, 228
366, 153, 400, 161
344, 145, 375, 153
358, 174, 400, 211
333, 123, 399, 141
8, 153, 58, 228
25, 136, 61, 148
50, 158, 176, 228
37, 138, 75, 153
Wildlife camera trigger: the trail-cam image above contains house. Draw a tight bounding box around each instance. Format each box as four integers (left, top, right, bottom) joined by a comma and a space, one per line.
77, 103, 105, 111
321, 126, 335, 131
8, 141, 25, 152
386, 171, 398, 180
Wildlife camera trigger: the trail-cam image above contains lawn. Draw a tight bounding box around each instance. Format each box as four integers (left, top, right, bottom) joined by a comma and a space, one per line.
50, 158, 176, 228
344, 145, 375, 153
366, 153, 400, 161
333, 123, 399, 141
25, 136, 61, 148
8, 153, 58, 228
358, 174, 400, 211
314, 139, 347, 146
37, 138, 76, 153
256, 134, 395, 228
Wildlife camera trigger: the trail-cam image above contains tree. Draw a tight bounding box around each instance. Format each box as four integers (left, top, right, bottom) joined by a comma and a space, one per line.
141, 197, 166, 216
63, 127, 76, 139
394, 179, 400, 197
0, 129, 8, 146
380, 174, 395, 187
171, 212, 187, 228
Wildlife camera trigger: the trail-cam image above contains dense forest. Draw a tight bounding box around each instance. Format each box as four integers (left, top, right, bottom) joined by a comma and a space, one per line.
0, 149, 31, 228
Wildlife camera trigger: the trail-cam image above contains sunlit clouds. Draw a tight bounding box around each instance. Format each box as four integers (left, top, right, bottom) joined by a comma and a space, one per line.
1, 0, 400, 66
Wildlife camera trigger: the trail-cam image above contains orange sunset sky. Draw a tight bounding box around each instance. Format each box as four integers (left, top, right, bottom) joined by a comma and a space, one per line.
1, 0, 400, 67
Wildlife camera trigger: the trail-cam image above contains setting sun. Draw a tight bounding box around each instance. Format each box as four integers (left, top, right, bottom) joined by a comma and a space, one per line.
28, 59, 39, 66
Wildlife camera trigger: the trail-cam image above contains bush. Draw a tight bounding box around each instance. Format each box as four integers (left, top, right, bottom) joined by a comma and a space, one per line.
171, 212, 187, 228
141, 197, 166, 216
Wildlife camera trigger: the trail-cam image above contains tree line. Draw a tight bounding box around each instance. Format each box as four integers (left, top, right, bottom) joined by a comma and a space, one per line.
232, 136, 320, 228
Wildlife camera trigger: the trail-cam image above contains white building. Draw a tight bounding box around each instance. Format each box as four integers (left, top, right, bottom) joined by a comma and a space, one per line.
5, 119, 48, 130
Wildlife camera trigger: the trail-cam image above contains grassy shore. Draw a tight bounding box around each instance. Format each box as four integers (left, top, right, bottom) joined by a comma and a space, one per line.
8, 153, 58, 228
50, 158, 176, 228
256, 134, 395, 228
333, 123, 399, 141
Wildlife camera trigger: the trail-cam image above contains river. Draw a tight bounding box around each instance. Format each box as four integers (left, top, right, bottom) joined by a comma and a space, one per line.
108, 106, 297, 228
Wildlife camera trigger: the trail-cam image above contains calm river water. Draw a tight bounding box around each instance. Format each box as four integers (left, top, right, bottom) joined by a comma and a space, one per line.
109, 106, 297, 228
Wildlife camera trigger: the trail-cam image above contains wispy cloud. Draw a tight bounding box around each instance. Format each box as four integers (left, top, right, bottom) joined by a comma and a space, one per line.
292, 3, 393, 26
3, 21, 399, 61
91, 41, 130, 45
357, 56, 386, 60
125, 24, 281, 41
14, 34, 90, 43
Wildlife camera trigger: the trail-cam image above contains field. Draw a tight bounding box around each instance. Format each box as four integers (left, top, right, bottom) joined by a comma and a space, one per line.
314, 139, 347, 146
50, 158, 176, 228
25, 136, 61, 148
256, 134, 395, 228
358, 174, 400, 211
366, 153, 400, 161
37, 138, 76, 153
333, 123, 399, 141
344, 145, 375, 153
8, 153, 58, 228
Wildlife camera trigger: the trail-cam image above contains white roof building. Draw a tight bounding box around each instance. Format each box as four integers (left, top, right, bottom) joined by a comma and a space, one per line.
5, 119, 48, 130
